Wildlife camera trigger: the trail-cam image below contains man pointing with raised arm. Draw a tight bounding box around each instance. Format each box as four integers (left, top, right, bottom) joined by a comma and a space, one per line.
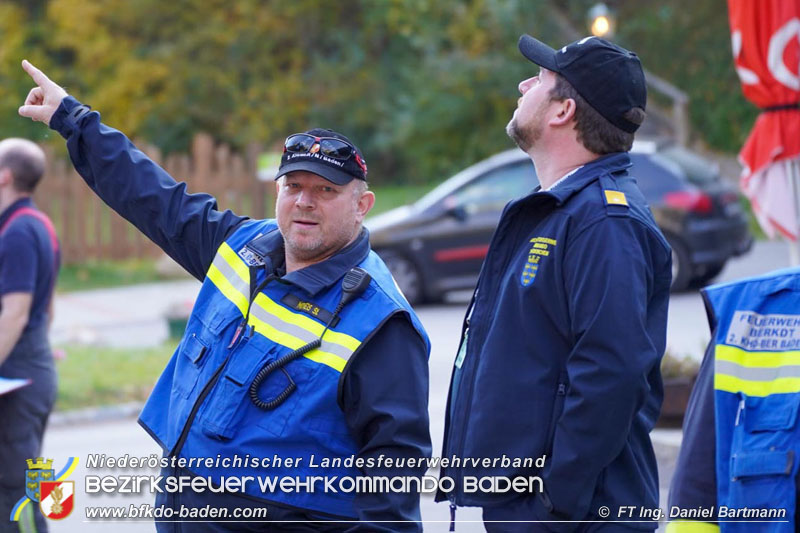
19, 60, 431, 531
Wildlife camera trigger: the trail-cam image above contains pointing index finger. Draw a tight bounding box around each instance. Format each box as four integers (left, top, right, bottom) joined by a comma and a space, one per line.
21, 59, 51, 87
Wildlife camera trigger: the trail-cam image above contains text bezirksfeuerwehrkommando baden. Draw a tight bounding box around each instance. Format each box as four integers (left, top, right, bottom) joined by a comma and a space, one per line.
85, 454, 547, 495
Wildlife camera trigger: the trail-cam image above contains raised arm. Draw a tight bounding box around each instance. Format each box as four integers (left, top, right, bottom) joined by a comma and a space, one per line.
18, 60, 248, 280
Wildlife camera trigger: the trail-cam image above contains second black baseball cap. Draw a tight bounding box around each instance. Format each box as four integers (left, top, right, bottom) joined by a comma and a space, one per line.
518, 35, 646, 133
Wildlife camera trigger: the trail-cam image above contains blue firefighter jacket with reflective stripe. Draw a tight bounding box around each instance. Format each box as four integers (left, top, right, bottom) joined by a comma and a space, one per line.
668, 267, 800, 533
138, 219, 429, 517
49, 96, 432, 524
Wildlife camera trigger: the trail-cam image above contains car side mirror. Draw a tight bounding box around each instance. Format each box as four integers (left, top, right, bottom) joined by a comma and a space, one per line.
446, 205, 468, 222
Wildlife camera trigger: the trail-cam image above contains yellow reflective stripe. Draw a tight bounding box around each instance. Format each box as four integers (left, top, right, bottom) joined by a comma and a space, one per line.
247, 312, 348, 372
248, 312, 307, 351
716, 359, 800, 382
207, 264, 248, 316
714, 344, 800, 396
250, 293, 360, 372
205, 242, 251, 316
665, 521, 719, 533
253, 293, 361, 353
714, 373, 800, 397
249, 300, 354, 360
715, 344, 800, 368
249, 293, 361, 372
217, 242, 251, 284
302, 348, 347, 372
205, 242, 360, 373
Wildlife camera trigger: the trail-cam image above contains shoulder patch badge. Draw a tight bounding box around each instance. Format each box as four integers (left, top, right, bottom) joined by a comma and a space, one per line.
604, 190, 628, 206
521, 237, 557, 286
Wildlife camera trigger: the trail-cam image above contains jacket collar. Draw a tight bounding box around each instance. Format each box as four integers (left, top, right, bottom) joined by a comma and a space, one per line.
0, 197, 34, 229
534, 152, 632, 206
245, 226, 371, 297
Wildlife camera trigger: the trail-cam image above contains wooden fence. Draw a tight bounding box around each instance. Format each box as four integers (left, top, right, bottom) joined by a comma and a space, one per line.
33, 134, 273, 264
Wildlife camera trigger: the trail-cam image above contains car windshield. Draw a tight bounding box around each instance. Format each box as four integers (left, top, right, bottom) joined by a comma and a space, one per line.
630, 152, 687, 197
414, 150, 529, 212
443, 161, 538, 214
660, 144, 719, 185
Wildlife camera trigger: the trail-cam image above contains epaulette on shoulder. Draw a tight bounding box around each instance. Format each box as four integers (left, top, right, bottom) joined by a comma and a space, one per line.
599, 175, 629, 217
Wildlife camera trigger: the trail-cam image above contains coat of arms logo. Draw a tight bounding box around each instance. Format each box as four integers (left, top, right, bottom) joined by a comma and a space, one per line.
24, 457, 54, 503
11, 457, 78, 523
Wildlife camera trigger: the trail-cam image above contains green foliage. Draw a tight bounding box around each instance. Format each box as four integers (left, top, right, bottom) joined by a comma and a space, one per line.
0, 0, 756, 184
370, 183, 437, 216
0, 0, 565, 184
562, 0, 758, 152
0, 2, 54, 143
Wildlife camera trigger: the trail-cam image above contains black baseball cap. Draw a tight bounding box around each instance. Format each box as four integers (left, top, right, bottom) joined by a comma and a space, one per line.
518, 35, 646, 133
277, 128, 368, 185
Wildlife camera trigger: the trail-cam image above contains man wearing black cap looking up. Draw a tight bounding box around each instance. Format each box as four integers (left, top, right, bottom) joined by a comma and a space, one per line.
438, 36, 672, 531
18, 61, 431, 531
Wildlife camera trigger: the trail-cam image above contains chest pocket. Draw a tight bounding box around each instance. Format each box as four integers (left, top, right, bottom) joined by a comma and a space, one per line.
172, 304, 239, 399
253, 354, 318, 438
728, 394, 800, 513
173, 333, 209, 399
199, 335, 317, 441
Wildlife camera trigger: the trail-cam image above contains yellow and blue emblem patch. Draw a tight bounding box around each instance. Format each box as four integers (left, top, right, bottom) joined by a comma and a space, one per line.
521, 257, 539, 286
521, 237, 557, 286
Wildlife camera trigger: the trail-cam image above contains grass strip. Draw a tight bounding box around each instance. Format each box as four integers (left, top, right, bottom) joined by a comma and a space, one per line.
54, 342, 178, 412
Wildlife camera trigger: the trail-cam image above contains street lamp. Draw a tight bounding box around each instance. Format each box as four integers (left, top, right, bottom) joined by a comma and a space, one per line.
588, 3, 615, 39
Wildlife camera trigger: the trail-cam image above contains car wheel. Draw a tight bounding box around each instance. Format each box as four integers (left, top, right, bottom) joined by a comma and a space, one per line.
666, 235, 692, 292
380, 252, 425, 306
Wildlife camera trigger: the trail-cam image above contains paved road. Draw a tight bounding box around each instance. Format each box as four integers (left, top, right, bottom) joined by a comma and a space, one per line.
664, 240, 792, 359
49, 241, 793, 357
38, 240, 791, 531
50, 278, 201, 348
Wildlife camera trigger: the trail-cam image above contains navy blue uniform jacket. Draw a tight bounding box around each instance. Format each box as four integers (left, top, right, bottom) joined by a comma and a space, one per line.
50, 97, 431, 531
667, 340, 717, 516
439, 153, 672, 530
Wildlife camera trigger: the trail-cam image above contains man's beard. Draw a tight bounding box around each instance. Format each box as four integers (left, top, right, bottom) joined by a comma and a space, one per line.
506, 115, 541, 152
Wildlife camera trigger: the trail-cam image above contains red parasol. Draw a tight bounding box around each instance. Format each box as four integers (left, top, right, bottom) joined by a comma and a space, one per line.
728, 0, 800, 253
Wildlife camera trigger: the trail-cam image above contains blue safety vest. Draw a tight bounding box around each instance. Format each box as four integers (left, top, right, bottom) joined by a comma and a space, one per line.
138, 219, 429, 518
703, 267, 800, 532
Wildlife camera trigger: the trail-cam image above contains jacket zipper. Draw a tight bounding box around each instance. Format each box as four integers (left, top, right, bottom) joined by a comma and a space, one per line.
170, 351, 232, 457
734, 397, 745, 426
544, 380, 568, 455
447, 198, 552, 506
448, 204, 529, 504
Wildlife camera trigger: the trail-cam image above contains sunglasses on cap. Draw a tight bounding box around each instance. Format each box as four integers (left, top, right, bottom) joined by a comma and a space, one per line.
283, 133, 368, 175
